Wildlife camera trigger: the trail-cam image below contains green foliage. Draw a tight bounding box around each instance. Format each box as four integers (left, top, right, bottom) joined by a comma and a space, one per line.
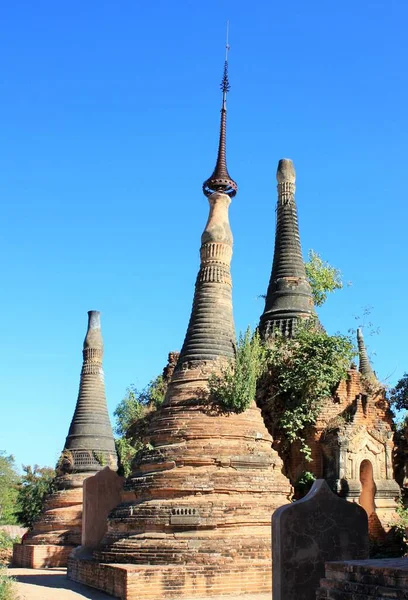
392, 501, 408, 554
114, 375, 167, 438
0, 568, 17, 600
305, 250, 343, 307
293, 471, 316, 499
0, 532, 18, 554
209, 328, 267, 413
0, 453, 19, 525
113, 375, 167, 476
0, 531, 19, 568
266, 323, 355, 460
15, 465, 55, 528
146, 375, 166, 409
390, 373, 408, 413
115, 438, 139, 478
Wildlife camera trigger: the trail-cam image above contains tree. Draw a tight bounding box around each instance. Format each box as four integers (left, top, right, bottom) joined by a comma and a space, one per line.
389, 373, 408, 413
305, 250, 343, 307
114, 375, 167, 476
113, 375, 166, 438
0, 453, 19, 525
15, 465, 55, 528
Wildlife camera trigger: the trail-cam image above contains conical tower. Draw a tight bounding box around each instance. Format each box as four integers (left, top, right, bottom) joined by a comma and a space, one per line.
176, 41, 237, 368
13, 311, 117, 569
357, 327, 377, 381
63, 310, 117, 472
259, 159, 315, 338
68, 34, 291, 600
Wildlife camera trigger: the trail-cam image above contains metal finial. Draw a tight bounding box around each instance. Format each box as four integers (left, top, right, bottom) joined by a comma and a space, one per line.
202, 22, 237, 198
221, 22, 231, 100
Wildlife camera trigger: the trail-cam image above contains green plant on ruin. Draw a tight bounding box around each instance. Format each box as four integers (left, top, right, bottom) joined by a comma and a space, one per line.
93, 452, 108, 467
114, 374, 167, 476
115, 438, 138, 478
264, 322, 355, 460
293, 470, 316, 499
208, 323, 355, 460
304, 250, 344, 307
209, 328, 267, 413
114, 375, 167, 438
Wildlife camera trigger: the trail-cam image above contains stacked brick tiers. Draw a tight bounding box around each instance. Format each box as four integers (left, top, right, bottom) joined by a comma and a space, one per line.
13, 474, 86, 568
68, 188, 291, 597
68, 68, 291, 595
13, 311, 117, 568
69, 389, 290, 598
317, 559, 408, 599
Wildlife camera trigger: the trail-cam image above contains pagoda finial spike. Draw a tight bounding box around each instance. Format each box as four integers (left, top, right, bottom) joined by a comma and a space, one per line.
203, 23, 237, 198
221, 21, 231, 103
357, 327, 377, 380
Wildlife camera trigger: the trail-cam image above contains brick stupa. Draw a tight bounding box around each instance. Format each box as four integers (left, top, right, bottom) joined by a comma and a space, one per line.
68, 45, 290, 600
257, 163, 399, 541
13, 310, 117, 568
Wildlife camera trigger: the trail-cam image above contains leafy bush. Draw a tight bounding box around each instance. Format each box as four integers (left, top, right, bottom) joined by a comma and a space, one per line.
0, 531, 19, 567
209, 328, 266, 413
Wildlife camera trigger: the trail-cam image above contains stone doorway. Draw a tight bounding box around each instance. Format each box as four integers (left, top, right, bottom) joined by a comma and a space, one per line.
359, 459, 376, 517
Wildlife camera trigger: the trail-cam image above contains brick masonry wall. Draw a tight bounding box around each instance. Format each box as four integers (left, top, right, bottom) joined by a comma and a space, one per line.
288, 369, 394, 483
317, 559, 408, 599
68, 556, 273, 600
12, 543, 74, 568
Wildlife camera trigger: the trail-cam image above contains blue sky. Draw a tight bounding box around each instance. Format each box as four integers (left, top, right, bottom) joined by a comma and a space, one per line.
1, 0, 407, 470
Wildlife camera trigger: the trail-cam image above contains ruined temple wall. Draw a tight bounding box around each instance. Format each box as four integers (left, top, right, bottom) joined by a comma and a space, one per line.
286, 369, 395, 483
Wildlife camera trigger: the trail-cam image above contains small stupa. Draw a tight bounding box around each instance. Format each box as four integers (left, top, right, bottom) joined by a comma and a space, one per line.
259, 158, 315, 338
68, 38, 290, 600
13, 311, 117, 568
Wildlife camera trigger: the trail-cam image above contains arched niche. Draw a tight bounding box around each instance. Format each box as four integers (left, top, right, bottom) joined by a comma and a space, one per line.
359, 459, 376, 517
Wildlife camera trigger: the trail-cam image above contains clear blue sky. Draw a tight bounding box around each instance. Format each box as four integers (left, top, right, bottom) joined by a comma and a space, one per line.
1, 0, 407, 470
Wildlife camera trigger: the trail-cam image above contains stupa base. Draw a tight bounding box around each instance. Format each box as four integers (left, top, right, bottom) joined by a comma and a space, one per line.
67, 554, 272, 600
13, 543, 75, 568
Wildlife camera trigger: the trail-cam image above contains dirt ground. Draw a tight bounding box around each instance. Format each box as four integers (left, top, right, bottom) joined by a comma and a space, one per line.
7, 567, 271, 600
7, 568, 114, 600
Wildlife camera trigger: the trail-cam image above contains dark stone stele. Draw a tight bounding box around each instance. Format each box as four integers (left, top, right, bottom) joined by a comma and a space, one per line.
272, 479, 369, 600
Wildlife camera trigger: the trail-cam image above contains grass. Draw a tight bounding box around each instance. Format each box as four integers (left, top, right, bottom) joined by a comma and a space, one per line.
0, 568, 18, 600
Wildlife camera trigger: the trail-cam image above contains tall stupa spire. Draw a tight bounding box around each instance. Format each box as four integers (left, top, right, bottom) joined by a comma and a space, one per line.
13, 310, 118, 569
63, 311, 117, 472
176, 29, 236, 368
202, 22, 237, 199
357, 327, 376, 380
259, 159, 315, 338
68, 34, 291, 595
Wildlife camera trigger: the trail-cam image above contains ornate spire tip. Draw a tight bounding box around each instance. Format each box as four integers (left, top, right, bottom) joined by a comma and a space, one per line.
202, 22, 237, 199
